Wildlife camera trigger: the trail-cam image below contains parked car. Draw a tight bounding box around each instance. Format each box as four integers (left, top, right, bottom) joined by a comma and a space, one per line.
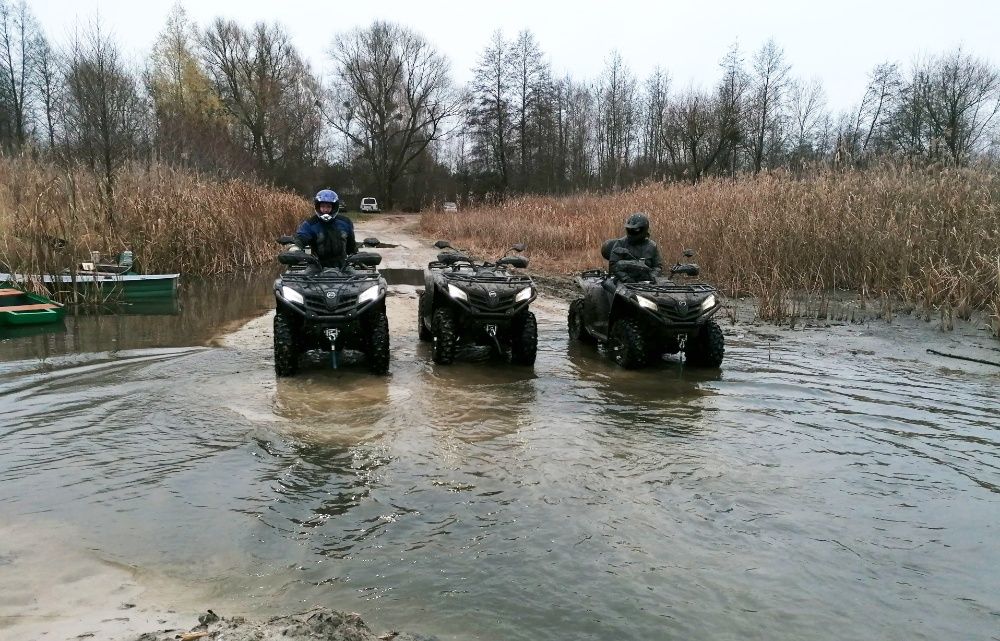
360, 197, 380, 213
442, 201, 459, 213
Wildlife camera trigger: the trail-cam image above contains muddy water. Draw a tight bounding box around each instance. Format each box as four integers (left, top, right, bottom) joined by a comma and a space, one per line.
1, 274, 999, 641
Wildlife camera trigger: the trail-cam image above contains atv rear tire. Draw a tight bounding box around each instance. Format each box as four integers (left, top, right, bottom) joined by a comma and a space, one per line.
568, 298, 595, 344
417, 291, 433, 342
610, 318, 649, 369
368, 309, 391, 375
510, 311, 538, 365
432, 307, 457, 364
274, 312, 299, 377
685, 320, 725, 367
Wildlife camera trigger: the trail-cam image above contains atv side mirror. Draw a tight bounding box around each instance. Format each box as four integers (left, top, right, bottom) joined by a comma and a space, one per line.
671, 263, 700, 276
511, 243, 527, 252
434, 240, 452, 249
278, 252, 320, 267
683, 249, 695, 258
363, 237, 380, 247
277, 235, 296, 245
498, 256, 528, 269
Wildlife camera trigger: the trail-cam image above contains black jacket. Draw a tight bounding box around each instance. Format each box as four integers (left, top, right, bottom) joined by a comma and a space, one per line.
607, 236, 663, 277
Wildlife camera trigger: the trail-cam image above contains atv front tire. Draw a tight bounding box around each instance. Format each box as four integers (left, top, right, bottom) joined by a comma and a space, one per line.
568, 298, 595, 344
610, 318, 649, 369
432, 307, 458, 364
417, 291, 433, 342
685, 320, 725, 367
368, 309, 391, 375
510, 311, 538, 365
274, 312, 299, 377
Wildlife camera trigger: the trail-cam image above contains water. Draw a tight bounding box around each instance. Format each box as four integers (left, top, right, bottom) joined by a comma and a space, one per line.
1, 276, 998, 641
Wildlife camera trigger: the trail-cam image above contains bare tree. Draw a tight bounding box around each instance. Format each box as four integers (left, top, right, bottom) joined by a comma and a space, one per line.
201, 18, 322, 180
31, 25, 59, 150
596, 51, 637, 188
509, 29, 549, 190
328, 21, 461, 208
917, 49, 1000, 165
148, 4, 244, 173
747, 39, 790, 173
640, 67, 670, 176
468, 30, 513, 194
789, 77, 827, 163
0, 0, 40, 149
846, 62, 902, 160
63, 20, 147, 227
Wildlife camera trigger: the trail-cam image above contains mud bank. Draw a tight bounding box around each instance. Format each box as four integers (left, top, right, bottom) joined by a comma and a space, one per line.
134, 608, 433, 641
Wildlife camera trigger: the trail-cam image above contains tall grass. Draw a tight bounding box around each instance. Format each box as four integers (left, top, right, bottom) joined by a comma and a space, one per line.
421, 165, 1000, 327
0, 157, 307, 286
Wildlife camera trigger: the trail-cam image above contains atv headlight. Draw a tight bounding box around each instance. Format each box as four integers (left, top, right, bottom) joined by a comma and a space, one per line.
358, 284, 381, 304
281, 285, 304, 305
447, 283, 468, 301
700, 294, 717, 311
515, 286, 533, 303
636, 295, 658, 311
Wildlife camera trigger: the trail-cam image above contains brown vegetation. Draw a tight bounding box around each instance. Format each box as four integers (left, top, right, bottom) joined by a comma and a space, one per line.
0, 157, 306, 281
421, 166, 1000, 328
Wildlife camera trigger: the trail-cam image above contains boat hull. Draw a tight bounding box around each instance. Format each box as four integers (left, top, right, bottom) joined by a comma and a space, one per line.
0, 273, 180, 301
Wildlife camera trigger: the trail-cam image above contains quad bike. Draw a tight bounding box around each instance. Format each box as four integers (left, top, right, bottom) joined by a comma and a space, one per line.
418, 240, 537, 365
568, 243, 724, 368
272, 237, 389, 376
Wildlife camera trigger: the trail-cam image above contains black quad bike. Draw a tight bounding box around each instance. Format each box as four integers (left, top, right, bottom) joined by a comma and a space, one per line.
418, 240, 538, 365
273, 237, 389, 376
568, 243, 725, 369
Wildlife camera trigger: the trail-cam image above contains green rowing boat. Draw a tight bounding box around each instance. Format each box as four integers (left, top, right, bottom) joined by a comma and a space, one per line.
0, 288, 65, 326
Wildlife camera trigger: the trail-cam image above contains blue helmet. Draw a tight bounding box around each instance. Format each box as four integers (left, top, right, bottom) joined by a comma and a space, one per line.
314, 189, 339, 220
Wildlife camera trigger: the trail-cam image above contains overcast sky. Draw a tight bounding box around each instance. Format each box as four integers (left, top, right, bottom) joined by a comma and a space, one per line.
31, 0, 1000, 112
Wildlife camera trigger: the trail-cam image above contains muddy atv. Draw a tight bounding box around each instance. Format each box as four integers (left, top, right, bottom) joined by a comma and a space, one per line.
568, 244, 724, 368
418, 240, 538, 365
273, 237, 389, 376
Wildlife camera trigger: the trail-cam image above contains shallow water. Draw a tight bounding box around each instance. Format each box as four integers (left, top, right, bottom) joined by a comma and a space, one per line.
1, 276, 998, 641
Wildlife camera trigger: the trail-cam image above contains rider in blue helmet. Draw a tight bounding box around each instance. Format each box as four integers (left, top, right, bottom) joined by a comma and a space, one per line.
292, 189, 358, 269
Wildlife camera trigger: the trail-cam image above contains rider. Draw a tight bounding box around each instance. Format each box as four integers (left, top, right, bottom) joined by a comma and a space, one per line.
608, 212, 663, 277
293, 189, 358, 269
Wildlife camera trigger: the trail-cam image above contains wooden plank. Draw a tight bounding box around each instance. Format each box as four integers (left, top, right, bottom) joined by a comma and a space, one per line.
0, 303, 59, 312
0, 288, 25, 296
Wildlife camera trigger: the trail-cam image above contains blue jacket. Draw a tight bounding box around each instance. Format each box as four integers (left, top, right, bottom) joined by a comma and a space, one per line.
294, 214, 358, 268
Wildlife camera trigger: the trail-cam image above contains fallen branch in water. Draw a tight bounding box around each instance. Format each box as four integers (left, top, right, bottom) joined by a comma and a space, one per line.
926, 349, 1000, 367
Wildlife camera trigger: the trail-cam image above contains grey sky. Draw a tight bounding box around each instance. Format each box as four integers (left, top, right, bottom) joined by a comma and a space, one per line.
31, 0, 999, 112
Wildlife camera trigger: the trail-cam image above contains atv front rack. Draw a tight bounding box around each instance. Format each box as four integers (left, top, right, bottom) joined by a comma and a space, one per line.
282, 269, 378, 283
443, 271, 532, 285
627, 282, 715, 294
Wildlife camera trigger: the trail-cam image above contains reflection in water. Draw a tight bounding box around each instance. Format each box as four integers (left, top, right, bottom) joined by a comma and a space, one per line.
0, 272, 276, 361
0, 289, 998, 641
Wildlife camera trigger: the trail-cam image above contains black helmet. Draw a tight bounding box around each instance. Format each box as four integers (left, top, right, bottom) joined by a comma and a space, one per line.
625, 213, 649, 240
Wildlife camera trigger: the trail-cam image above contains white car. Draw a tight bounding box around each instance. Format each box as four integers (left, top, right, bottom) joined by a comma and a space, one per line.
442, 201, 459, 213
360, 197, 380, 213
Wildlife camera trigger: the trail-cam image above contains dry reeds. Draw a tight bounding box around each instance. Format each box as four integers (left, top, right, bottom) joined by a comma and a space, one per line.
422, 166, 1000, 325
0, 157, 307, 283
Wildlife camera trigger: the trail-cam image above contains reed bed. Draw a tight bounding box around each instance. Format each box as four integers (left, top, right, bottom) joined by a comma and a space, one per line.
0, 158, 307, 286
422, 166, 1000, 330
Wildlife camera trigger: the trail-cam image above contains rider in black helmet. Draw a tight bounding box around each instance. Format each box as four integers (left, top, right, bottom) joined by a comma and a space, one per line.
607, 212, 663, 277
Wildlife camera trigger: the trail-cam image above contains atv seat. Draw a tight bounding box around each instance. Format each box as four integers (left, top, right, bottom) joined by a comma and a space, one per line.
612, 259, 655, 283
437, 252, 471, 265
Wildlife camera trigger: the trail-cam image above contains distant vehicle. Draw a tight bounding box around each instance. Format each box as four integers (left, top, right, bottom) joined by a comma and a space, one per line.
360, 197, 380, 213
442, 201, 459, 213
